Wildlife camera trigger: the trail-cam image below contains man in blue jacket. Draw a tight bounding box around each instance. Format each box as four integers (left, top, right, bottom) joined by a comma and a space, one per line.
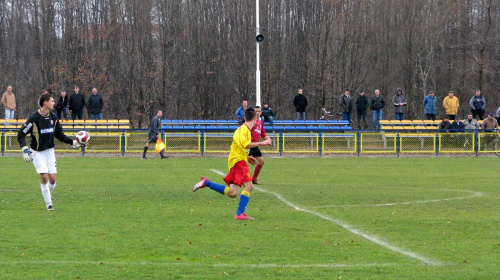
235, 100, 248, 125
423, 91, 438, 120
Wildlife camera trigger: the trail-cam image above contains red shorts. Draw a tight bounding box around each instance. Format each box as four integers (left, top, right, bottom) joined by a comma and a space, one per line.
223, 160, 252, 186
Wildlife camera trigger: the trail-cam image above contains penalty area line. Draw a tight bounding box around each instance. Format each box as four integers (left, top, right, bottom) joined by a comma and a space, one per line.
0, 260, 397, 269
310, 191, 483, 208
209, 169, 443, 266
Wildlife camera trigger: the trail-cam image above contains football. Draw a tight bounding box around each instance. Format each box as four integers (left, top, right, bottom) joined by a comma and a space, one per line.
75, 130, 90, 145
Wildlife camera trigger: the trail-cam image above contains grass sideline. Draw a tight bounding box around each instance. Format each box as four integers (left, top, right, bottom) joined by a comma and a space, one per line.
0, 156, 498, 279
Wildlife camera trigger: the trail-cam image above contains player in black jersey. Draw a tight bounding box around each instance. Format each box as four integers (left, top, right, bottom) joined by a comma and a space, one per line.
17, 93, 83, 210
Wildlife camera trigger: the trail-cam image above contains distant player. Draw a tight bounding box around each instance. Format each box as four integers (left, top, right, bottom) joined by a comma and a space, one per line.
17, 93, 83, 210
249, 106, 271, 185
192, 108, 272, 220
141, 110, 169, 160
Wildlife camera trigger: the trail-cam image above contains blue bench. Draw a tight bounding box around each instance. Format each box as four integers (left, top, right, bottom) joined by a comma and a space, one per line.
161, 119, 349, 126
160, 119, 352, 132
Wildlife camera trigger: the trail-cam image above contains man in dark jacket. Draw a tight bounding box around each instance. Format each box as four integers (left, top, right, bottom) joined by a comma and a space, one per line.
451, 116, 465, 132
449, 116, 465, 148
439, 116, 453, 147
392, 88, 407, 120
261, 102, 274, 126
142, 110, 168, 160
339, 89, 354, 125
69, 86, 86, 120
355, 90, 369, 129
371, 89, 385, 129
56, 90, 69, 120
293, 88, 308, 120
469, 89, 486, 120
88, 88, 104, 120
439, 116, 452, 132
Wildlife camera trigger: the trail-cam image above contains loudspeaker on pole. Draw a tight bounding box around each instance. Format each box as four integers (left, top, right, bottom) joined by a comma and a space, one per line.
256, 34, 265, 43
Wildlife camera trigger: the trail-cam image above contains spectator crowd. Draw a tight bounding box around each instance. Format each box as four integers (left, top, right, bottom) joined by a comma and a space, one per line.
234, 87, 499, 132
2, 84, 498, 132
2, 85, 105, 121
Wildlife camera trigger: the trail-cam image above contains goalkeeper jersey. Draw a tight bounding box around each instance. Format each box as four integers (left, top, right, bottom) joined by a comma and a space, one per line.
18, 110, 73, 151
228, 124, 251, 170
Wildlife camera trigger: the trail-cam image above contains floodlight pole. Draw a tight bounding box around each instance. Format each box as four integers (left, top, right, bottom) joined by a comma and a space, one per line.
255, 0, 261, 107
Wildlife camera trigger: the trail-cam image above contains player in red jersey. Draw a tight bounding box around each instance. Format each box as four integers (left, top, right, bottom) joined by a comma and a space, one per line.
248, 106, 271, 185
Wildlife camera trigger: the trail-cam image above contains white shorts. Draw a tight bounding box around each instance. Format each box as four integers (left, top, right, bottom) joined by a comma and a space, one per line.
32, 148, 57, 174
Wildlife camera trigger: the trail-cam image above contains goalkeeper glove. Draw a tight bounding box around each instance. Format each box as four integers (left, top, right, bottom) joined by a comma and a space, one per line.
72, 140, 84, 148
22, 146, 33, 162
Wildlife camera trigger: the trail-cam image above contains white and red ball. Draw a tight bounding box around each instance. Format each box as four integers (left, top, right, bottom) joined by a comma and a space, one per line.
75, 131, 90, 145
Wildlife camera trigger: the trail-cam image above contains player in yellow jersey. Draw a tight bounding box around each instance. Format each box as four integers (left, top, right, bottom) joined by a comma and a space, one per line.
192, 107, 272, 220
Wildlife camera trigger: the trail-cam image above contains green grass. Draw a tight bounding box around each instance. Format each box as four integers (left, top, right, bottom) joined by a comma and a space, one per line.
0, 156, 499, 279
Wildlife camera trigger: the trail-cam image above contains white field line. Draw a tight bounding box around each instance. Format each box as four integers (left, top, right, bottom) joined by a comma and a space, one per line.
311, 190, 483, 209
1, 260, 395, 269
209, 169, 442, 266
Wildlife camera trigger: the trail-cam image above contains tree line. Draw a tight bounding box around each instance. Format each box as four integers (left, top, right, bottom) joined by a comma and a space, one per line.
0, 0, 499, 127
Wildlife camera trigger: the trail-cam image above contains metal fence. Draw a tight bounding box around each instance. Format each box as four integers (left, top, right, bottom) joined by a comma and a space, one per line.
1, 129, 498, 156
322, 133, 357, 154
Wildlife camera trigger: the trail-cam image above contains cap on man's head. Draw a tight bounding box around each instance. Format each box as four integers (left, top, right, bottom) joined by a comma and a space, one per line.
359, 90, 364, 93
344, 89, 350, 92
444, 116, 450, 119
263, 102, 268, 105
488, 113, 494, 117
455, 116, 460, 120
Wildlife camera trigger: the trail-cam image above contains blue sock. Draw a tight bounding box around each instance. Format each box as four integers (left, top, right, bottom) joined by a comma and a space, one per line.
236, 192, 251, 215
205, 180, 227, 195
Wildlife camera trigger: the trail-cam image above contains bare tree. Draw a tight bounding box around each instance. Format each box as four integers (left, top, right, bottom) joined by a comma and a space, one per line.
1, 0, 499, 124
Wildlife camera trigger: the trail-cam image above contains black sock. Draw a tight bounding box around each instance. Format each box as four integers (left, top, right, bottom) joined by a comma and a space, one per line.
143, 146, 148, 157
160, 150, 165, 157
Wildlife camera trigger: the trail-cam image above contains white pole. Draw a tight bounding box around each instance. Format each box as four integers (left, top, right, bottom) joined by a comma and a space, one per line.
255, 0, 261, 107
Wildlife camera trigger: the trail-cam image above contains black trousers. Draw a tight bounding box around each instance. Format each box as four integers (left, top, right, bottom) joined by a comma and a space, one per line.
426, 114, 436, 121
356, 109, 368, 129
471, 109, 484, 120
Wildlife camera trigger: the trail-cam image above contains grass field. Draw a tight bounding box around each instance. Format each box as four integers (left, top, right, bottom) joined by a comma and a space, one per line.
0, 156, 498, 279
